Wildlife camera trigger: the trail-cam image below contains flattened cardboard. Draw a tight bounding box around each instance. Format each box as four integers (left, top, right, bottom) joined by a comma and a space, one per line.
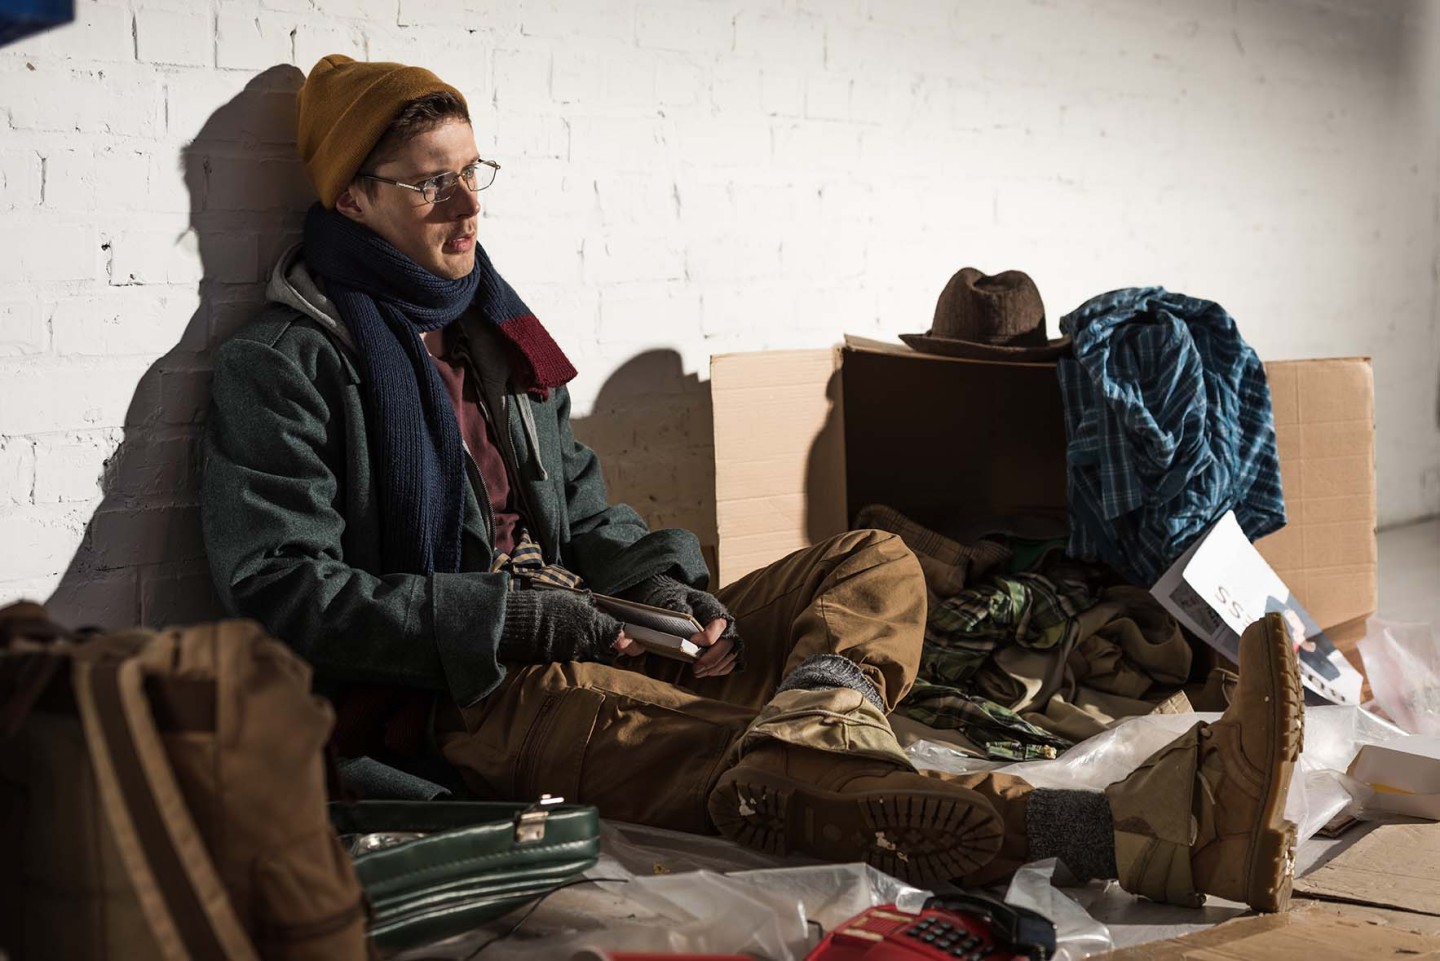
1253, 359, 1377, 639
1100, 905, 1440, 960
710, 341, 1377, 639
1294, 821, 1440, 916
711, 348, 845, 585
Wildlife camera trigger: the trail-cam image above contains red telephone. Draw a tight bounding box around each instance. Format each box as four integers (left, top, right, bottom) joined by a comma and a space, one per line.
804, 892, 1057, 961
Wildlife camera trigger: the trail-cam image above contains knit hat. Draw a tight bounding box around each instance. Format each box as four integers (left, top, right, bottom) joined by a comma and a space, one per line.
296, 54, 469, 209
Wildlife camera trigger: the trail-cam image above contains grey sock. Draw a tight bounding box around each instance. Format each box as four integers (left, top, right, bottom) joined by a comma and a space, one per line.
775, 653, 886, 712
1026, 789, 1118, 882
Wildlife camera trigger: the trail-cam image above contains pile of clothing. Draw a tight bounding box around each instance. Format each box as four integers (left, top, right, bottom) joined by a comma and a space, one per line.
856, 504, 1202, 761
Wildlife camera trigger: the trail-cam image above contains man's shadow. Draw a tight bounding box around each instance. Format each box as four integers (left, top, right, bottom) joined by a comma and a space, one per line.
571, 351, 720, 575
47, 65, 311, 627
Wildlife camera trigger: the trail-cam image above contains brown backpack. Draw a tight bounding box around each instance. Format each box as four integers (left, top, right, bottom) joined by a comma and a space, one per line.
0, 602, 371, 961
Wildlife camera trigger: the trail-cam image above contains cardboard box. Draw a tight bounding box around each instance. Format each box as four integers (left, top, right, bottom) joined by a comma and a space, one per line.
710, 338, 1376, 644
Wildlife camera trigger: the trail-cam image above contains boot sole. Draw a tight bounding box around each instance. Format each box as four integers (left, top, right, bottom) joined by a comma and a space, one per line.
709, 768, 1004, 885
1245, 612, 1305, 912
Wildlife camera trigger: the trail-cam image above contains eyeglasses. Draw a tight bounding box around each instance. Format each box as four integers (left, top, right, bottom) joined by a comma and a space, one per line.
359, 159, 500, 204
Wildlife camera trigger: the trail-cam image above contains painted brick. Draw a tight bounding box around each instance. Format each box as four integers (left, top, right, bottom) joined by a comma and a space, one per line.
518, 0, 632, 42
0, 507, 88, 582
45, 145, 152, 214
804, 73, 851, 120
594, 172, 680, 227
396, 0, 470, 28
136, 8, 212, 68
569, 115, 672, 168
598, 282, 702, 345
7, 61, 164, 137
215, 12, 295, 71
293, 21, 366, 71
553, 50, 656, 110
734, 12, 825, 65
582, 229, 686, 285
487, 110, 568, 160
34, 440, 110, 504
0, 301, 46, 356
491, 47, 553, 111
140, 564, 224, 626
0, 221, 101, 284
636, 3, 734, 55
99, 434, 199, 505
107, 227, 204, 286
760, 70, 805, 117
0, 150, 42, 209
656, 56, 706, 107
46, 566, 142, 631
88, 504, 206, 570
165, 70, 261, 141
0, 437, 35, 505
710, 61, 762, 112
51, 287, 200, 358
0, 361, 147, 434
11, 3, 133, 62
314, 0, 396, 22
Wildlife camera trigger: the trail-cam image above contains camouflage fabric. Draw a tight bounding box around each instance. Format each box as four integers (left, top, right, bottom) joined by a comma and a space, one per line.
917, 570, 1095, 689
898, 680, 1073, 762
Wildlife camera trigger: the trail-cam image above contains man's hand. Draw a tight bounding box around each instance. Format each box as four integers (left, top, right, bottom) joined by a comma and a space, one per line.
616, 574, 745, 676
611, 630, 646, 658
690, 617, 738, 678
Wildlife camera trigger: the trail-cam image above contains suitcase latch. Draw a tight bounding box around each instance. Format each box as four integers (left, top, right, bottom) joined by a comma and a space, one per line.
514, 794, 563, 843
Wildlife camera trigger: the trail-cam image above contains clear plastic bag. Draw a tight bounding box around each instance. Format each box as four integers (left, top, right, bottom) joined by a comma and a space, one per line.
1004, 859, 1114, 960
1358, 617, 1440, 735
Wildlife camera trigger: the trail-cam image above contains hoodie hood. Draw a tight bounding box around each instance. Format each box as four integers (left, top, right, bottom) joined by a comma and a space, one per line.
266, 243, 358, 355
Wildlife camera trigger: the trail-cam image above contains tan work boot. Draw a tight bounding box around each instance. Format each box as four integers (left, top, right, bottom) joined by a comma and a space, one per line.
1105, 612, 1304, 911
708, 740, 1006, 885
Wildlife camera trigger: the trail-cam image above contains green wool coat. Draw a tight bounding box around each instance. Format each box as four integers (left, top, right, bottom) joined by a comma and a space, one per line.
200, 251, 710, 708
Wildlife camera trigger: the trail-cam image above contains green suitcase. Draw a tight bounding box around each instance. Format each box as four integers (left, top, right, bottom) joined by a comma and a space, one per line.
330, 797, 601, 953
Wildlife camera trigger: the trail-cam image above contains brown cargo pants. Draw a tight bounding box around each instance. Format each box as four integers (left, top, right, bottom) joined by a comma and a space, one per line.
438, 529, 1034, 885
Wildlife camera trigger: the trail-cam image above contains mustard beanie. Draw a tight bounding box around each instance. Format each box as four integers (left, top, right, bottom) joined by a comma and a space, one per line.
296, 54, 469, 209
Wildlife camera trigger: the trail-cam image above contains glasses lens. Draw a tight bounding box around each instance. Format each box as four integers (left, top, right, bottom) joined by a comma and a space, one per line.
424, 173, 460, 204
462, 162, 497, 192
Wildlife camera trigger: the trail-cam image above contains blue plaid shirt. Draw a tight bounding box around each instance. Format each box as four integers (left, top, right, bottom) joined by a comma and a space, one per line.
1056, 287, 1285, 585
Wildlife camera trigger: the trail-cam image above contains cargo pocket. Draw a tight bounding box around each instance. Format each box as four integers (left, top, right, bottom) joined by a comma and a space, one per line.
253, 828, 370, 961
511, 686, 606, 803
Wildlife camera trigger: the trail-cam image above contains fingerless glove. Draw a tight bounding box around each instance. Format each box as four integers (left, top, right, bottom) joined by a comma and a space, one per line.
498, 589, 623, 664
619, 574, 744, 666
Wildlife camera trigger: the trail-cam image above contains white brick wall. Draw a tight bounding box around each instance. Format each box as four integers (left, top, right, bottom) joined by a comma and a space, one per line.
1, 0, 1438, 627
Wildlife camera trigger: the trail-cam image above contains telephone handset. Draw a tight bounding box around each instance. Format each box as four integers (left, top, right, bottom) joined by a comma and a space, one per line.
804, 891, 1057, 961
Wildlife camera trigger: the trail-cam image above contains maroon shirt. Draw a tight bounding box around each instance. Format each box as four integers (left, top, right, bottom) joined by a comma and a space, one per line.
422, 325, 522, 557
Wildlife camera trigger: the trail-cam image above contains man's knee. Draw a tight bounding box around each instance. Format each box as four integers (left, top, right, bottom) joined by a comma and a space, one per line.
826, 527, 914, 562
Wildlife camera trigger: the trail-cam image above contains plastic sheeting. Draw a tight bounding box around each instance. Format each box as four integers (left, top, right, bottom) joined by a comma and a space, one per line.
395, 706, 1408, 960
394, 822, 926, 960
906, 704, 1407, 845
1004, 859, 1114, 960
1359, 617, 1440, 736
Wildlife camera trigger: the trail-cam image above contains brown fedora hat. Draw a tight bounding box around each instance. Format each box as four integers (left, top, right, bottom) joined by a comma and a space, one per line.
900, 267, 1072, 361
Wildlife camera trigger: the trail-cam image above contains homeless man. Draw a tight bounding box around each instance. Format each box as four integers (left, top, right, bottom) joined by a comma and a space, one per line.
200, 55, 1304, 910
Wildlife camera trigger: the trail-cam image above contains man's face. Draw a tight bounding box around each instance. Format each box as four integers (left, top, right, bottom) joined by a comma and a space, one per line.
336, 118, 481, 280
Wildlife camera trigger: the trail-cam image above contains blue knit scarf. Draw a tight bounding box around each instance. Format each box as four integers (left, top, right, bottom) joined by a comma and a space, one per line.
302, 203, 575, 576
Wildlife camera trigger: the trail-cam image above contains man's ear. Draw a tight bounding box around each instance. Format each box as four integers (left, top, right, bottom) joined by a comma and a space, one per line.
335, 183, 367, 223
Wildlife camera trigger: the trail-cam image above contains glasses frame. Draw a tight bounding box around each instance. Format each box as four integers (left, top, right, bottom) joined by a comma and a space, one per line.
359, 158, 501, 204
